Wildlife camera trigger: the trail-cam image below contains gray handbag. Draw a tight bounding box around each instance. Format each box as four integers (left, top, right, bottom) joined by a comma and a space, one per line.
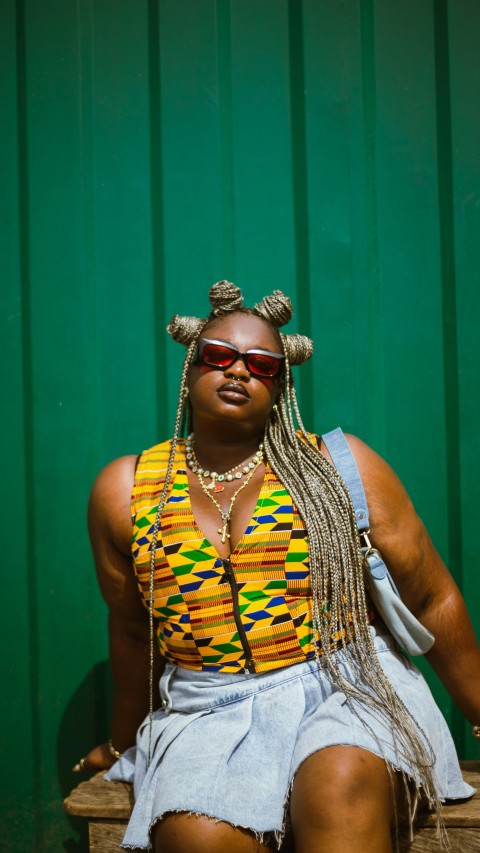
322, 428, 435, 656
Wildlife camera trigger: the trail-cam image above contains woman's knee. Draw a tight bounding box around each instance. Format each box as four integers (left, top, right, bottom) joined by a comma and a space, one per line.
290, 745, 394, 832
153, 812, 272, 853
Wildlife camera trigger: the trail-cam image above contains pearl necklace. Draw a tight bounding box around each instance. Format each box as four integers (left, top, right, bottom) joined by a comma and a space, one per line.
185, 435, 264, 544
185, 435, 264, 493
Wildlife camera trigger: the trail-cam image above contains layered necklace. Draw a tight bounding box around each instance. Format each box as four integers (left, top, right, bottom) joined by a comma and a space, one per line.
185, 434, 264, 544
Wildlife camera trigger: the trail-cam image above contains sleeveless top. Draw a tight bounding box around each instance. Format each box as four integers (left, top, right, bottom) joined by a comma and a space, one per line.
131, 437, 364, 673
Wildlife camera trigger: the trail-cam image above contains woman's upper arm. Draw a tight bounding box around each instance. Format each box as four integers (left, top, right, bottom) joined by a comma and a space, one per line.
88, 454, 148, 622
342, 434, 458, 617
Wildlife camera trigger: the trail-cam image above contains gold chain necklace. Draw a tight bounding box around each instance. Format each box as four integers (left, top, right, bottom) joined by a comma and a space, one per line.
186, 435, 264, 543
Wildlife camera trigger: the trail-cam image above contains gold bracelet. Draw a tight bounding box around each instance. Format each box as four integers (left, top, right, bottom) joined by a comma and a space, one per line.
108, 739, 123, 760
472, 726, 480, 740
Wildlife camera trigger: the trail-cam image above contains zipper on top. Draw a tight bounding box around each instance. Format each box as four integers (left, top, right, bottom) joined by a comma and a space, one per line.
222, 557, 256, 673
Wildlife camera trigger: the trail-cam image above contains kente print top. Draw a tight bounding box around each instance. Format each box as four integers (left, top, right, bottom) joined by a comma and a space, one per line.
131, 438, 364, 673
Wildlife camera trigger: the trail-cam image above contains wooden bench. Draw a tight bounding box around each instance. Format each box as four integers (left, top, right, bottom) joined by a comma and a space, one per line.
64, 762, 480, 852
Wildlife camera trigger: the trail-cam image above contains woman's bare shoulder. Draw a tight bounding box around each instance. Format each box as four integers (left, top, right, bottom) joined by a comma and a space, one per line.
339, 433, 428, 566
90, 454, 138, 497
88, 455, 139, 555
318, 432, 391, 488
342, 433, 410, 516
343, 433, 390, 478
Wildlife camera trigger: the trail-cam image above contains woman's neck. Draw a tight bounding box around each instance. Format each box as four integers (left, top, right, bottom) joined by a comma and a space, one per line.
188, 427, 264, 473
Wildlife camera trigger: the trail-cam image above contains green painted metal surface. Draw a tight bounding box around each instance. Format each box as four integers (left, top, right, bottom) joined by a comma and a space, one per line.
1, 1, 479, 849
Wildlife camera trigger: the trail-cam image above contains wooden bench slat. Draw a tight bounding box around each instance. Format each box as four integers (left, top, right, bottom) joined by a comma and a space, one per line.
64, 762, 480, 852
401, 828, 480, 853
89, 821, 129, 853
64, 765, 480, 825
64, 773, 133, 819
416, 767, 480, 827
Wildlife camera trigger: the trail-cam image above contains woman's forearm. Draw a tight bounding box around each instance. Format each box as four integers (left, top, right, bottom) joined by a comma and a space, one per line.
109, 610, 164, 751
422, 591, 480, 725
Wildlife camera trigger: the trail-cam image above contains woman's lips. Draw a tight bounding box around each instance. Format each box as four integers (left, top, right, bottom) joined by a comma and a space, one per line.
217, 382, 250, 401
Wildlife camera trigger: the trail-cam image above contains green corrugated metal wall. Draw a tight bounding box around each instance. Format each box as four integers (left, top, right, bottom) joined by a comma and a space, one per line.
1, 1, 479, 849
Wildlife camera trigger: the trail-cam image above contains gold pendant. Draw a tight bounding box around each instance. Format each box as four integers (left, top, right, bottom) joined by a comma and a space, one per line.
218, 521, 231, 543
206, 479, 224, 492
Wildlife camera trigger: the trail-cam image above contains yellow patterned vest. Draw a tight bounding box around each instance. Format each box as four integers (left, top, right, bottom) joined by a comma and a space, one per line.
131, 438, 358, 673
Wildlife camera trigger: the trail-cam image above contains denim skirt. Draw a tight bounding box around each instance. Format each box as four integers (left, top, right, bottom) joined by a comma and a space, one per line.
105, 621, 474, 850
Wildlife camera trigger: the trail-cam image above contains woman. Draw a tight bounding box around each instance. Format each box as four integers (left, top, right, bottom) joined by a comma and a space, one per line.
77, 281, 479, 853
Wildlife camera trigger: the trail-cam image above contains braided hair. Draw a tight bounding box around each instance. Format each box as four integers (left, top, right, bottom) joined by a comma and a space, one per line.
148, 280, 444, 841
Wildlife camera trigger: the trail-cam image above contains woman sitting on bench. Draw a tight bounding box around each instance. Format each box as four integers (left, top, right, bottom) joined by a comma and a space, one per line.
75, 281, 479, 852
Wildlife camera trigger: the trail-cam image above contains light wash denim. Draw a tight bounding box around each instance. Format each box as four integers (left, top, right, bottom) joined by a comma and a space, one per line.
106, 621, 474, 850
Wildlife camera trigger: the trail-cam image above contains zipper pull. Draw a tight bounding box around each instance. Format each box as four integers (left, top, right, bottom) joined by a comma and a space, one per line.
221, 557, 232, 581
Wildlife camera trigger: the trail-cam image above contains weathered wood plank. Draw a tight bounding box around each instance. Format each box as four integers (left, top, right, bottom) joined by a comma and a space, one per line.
65, 766, 480, 824
65, 763, 480, 851
89, 821, 127, 853
85, 819, 480, 853
87, 822, 480, 853
415, 766, 480, 827
64, 773, 133, 819
399, 828, 480, 852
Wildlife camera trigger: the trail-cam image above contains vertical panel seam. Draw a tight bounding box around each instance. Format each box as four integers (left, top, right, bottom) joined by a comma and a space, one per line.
77, 0, 111, 737
359, 1, 384, 449
77, 0, 99, 473
16, 0, 43, 847
434, 0, 462, 579
287, 0, 313, 425
434, 0, 464, 753
148, 0, 167, 437
216, 0, 235, 277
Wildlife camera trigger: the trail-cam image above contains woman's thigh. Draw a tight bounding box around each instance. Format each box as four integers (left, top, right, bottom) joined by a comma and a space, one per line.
290, 745, 399, 853
153, 812, 274, 853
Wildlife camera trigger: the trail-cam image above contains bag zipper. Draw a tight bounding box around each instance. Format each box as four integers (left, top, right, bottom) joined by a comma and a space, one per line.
222, 557, 256, 673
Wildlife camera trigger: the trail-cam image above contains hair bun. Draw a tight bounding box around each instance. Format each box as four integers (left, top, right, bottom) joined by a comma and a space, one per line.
209, 280, 243, 316
254, 290, 292, 328
167, 314, 205, 345
282, 333, 314, 365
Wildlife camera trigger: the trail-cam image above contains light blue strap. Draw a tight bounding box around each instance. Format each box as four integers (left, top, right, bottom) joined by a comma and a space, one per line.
321, 428, 369, 532
321, 427, 434, 655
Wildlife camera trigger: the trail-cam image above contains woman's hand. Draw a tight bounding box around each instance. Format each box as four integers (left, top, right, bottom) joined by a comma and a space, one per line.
72, 742, 116, 774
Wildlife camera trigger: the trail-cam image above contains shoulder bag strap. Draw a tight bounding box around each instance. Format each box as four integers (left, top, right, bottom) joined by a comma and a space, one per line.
321, 428, 434, 655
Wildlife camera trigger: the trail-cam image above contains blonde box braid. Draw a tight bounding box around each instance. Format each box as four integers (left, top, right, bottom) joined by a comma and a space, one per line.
146, 281, 445, 845
264, 346, 444, 844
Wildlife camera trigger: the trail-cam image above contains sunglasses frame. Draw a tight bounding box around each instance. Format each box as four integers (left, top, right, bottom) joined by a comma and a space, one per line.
196, 338, 285, 379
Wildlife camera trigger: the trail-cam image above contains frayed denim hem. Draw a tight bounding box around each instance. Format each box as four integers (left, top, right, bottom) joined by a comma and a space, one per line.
120, 809, 285, 851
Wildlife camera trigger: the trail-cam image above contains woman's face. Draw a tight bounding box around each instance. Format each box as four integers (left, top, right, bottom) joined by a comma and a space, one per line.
188, 312, 284, 433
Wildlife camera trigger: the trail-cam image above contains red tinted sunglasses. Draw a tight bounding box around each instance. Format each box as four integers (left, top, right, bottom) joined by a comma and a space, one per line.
196, 338, 285, 379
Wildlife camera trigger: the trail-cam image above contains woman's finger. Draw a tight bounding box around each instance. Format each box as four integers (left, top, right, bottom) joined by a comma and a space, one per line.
72, 742, 115, 773
72, 755, 88, 773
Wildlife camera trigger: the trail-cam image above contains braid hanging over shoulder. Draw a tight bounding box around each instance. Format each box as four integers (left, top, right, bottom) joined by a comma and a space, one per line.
147, 280, 444, 844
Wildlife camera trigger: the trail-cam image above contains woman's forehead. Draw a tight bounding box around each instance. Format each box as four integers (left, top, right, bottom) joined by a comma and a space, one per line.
203, 312, 281, 351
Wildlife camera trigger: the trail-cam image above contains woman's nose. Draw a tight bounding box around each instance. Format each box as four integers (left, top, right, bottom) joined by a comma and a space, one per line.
224, 355, 250, 379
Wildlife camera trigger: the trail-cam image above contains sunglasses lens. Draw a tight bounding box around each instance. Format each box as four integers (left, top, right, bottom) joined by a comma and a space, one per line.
198, 340, 283, 378
247, 353, 281, 377
200, 343, 235, 367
